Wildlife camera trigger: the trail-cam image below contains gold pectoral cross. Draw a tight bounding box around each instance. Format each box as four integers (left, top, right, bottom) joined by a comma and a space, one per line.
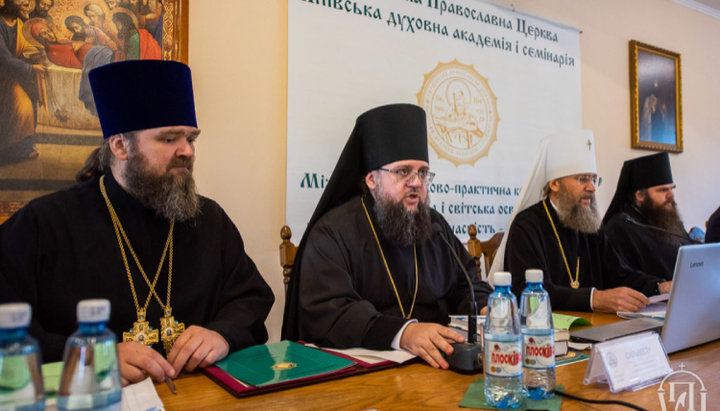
160, 308, 185, 354
123, 309, 159, 346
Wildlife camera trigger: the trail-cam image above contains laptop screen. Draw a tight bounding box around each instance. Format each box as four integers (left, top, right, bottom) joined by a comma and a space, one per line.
661, 243, 720, 353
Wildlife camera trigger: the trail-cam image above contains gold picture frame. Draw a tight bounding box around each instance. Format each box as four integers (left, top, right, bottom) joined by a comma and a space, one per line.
629, 40, 682, 152
0, 0, 188, 224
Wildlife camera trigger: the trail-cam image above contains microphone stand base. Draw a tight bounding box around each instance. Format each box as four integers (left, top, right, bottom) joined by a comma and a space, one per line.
447, 342, 483, 374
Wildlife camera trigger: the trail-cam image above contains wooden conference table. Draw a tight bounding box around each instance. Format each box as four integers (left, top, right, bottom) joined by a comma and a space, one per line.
155, 311, 718, 410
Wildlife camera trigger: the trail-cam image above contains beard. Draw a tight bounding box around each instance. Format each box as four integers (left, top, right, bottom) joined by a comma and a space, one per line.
554, 188, 601, 234
123, 150, 201, 222
371, 182, 432, 246
638, 197, 686, 246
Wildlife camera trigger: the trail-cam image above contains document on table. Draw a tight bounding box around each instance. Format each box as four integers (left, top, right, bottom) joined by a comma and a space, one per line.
121, 377, 164, 411
617, 294, 669, 320
43, 375, 163, 411
310, 345, 416, 364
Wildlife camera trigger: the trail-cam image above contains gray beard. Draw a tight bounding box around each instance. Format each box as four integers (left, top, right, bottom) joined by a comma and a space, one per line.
371, 184, 432, 246
554, 190, 601, 234
638, 198, 686, 246
124, 151, 201, 222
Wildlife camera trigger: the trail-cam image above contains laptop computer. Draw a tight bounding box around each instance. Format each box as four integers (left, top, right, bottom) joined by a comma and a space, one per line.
571, 243, 720, 353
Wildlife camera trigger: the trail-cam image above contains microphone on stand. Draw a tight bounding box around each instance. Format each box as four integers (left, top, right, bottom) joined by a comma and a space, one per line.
623, 216, 700, 244
432, 223, 483, 374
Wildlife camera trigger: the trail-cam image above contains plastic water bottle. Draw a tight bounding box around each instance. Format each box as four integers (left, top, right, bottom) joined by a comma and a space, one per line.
484, 271, 522, 409
520, 269, 555, 400
0, 303, 44, 410
57, 299, 122, 411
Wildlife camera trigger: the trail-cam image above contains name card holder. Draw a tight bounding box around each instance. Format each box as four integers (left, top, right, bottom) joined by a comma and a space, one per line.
583, 331, 672, 393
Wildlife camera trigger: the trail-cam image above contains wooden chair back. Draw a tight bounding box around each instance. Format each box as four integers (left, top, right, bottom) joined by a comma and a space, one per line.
466, 225, 504, 280
279, 225, 298, 293
280, 223, 503, 286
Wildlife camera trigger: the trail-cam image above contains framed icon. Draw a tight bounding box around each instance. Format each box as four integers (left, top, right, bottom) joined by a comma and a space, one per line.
629, 40, 682, 153
0, 0, 188, 224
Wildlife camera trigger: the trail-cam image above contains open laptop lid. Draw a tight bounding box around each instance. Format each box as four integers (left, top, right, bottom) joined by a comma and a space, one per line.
661, 242, 720, 353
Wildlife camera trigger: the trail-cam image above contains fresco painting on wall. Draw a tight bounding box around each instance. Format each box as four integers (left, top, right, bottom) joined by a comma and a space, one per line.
629, 40, 683, 153
0, 0, 187, 223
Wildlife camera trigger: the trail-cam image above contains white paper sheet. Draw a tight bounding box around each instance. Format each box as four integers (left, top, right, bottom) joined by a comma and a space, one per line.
121, 377, 164, 411
307, 344, 416, 364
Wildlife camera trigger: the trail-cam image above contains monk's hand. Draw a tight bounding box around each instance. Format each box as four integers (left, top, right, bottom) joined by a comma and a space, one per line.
117, 341, 175, 386
399, 323, 464, 369
167, 325, 229, 375
658, 281, 672, 294
592, 287, 649, 313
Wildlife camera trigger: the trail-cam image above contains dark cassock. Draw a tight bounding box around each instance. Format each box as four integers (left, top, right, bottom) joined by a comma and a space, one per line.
603, 204, 691, 281
0, 172, 274, 362
282, 104, 492, 349
603, 152, 692, 282
707, 206, 720, 243
298, 192, 490, 349
0, 60, 274, 362
494, 129, 661, 312
504, 199, 635, 311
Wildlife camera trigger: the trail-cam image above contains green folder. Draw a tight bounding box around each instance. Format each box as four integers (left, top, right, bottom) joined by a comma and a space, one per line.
213, 341, 356, 387
41, 361, 63, 398
552, 313, 591, 330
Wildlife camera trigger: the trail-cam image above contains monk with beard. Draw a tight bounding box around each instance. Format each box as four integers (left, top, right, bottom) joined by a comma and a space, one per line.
603, 153, 693, 293
0, 60, 274, 386
494, 130, 652, 313
282, 104, 493, 370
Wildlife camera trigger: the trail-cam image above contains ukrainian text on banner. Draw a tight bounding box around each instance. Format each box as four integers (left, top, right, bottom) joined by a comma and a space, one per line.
287, 0, 581, 242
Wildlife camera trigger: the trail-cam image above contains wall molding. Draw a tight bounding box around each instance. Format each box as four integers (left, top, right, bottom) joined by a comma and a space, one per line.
671, 0, 720, 19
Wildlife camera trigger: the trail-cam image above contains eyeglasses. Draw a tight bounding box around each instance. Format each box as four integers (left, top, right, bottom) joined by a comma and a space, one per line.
575, 175, 602, 188
378, 167, 435, 184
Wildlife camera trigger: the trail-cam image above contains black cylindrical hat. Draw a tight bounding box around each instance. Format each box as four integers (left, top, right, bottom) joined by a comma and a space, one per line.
603, 152, 674, 224
89, 60, 197, 138
357, 104, 429, 173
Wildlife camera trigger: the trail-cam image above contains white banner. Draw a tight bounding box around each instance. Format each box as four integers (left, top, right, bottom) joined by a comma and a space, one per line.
287, 0, 581, 241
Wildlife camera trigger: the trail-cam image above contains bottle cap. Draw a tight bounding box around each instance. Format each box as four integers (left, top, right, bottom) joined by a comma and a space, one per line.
525, 269, 543, 283
493, 271, 512, 286
77, 299, 111, 322
0, 303, 32, 328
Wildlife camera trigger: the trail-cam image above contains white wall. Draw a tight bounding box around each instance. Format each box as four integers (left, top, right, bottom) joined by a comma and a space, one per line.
490, 0, 720, 228
188, 0, 720, 342
188, 1, 287, 342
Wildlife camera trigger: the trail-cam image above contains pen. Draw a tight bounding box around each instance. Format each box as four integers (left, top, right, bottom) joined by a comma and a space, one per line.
164, 377, 177, 395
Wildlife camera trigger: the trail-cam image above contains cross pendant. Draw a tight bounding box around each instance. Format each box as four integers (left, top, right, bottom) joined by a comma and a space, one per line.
123, 309, 159, 346
160, 308, 185, 354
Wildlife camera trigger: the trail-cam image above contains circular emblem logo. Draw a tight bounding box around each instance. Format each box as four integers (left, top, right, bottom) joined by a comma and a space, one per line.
417, 60, 500, 165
